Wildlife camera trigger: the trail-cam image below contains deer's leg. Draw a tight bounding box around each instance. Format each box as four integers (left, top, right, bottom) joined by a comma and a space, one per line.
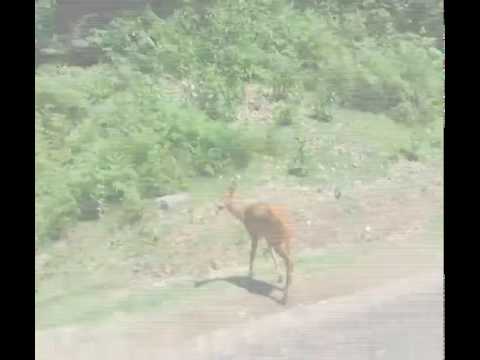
248, 232, 259, 278
269, 246, 283, 284
273, 244, 293, 305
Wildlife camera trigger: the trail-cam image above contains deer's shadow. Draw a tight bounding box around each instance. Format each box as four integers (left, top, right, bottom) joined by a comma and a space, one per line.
194, 275, 285, 305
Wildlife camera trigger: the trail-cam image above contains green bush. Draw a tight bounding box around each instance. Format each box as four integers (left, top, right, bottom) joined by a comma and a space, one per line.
35, 0, 443, 245
35, 65, 258, 244
36, 121, 79, 243
88, 1, 442, 122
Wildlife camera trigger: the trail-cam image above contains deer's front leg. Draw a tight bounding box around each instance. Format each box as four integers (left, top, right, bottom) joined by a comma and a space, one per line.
248, 233, 258, 278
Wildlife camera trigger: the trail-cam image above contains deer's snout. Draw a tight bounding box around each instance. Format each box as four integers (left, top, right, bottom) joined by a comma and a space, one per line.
215, 203, 225, 215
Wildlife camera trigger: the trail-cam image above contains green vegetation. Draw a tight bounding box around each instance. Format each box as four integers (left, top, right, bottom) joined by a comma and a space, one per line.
36, 0, 443, 245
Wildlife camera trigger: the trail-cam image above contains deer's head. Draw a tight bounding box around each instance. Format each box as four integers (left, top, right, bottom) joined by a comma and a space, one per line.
215, 180, 238, 215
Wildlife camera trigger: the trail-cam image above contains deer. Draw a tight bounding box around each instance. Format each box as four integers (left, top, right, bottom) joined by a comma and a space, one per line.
217, 181, 294, 305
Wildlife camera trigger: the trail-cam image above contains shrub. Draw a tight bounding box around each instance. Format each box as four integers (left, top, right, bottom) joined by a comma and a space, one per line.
35, 65, 258, 244
274, 104, 297, 127
36, 124, 79, 243
35, 0, 443, 244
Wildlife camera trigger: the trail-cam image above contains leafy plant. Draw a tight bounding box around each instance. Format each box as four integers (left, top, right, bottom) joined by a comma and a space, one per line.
288, 136, 309, 177
311, 90, 336, 122
35, 0, 443, 245
274, 103, 297, 127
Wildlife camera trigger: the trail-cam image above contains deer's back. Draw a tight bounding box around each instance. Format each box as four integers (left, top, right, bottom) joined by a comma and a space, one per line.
243, 203, 293, 244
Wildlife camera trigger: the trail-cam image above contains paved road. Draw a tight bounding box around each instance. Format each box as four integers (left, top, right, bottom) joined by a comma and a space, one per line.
212, 273, 444, 360
36, 272, 443, 360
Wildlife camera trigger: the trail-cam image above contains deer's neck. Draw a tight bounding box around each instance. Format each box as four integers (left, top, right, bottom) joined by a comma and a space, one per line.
225, 196, 245, 223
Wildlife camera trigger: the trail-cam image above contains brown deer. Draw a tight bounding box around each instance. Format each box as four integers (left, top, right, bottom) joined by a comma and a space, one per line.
217, 181, 294, 305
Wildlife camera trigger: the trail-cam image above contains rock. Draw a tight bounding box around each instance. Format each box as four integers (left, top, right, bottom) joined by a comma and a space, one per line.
155, 193, 191, 211
163, 264, 172, 276
334, 187, 342, 199
237, 310, 247, 318
71, 39, 90, 49
361, 226, 373, 242
354, 180, 362, 187
288, 167, 308, 177
39, 47, 68, 56
210, 260, 219, 271
375, 349, 387, 358
36, 254, 50, 269
399, 149, 419, 162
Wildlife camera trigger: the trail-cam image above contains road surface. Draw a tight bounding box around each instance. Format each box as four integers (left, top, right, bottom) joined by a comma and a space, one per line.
37, 271, 443, 359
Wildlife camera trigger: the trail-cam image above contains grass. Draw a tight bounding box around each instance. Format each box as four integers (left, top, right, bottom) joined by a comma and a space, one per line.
36, 277, 213, 329
36, 242, 362, 329
276, 107, 442, 191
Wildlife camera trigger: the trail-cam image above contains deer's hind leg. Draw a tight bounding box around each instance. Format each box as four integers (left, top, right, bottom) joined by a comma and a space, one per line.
269, 246, 283, 284
273, 244, 293, 305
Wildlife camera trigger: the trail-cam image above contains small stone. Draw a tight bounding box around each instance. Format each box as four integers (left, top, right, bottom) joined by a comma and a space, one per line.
163, 265, 172, 275
210, 260, 219, 271
155, 193, 191, 211
334, 187, 342, 199
375, 349, 386, 358
237, 310, 247, 318
354, 180, 362, 187
71, 39, 90, 48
